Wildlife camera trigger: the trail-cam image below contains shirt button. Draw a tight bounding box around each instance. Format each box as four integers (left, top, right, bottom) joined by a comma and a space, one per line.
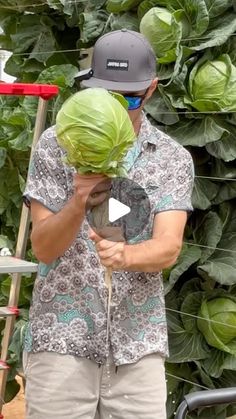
142, 140, 148, 150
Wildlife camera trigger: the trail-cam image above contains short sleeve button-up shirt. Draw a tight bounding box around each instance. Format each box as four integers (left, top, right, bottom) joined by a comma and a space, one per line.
24, 114, 194, 365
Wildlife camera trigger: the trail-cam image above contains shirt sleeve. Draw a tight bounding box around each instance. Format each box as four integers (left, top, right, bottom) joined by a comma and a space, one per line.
155, 146, 194, 214
23, 127, 71, 213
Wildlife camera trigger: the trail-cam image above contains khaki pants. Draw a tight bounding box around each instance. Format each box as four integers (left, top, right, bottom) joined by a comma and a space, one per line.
23, 351, 167, 419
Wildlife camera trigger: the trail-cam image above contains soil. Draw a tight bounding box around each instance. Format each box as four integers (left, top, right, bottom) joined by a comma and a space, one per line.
2, 377, 25, 419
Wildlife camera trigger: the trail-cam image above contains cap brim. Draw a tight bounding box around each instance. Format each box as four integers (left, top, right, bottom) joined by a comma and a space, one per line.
81, 77, 152, 92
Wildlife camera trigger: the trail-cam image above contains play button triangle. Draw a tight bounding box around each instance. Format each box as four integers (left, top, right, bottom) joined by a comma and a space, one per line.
108, 197, 131, 223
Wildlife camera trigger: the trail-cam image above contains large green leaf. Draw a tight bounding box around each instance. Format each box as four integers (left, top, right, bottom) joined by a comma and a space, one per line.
198, 232, 236, 285
165, 362, 195, 418
144, 91, 179, 125
0, 108, 32, 151
218, 201, 236, 231
202, 348, 236, 378
137, 0, 160, 19
190, 12, 236, 50
37, 64, 78, 87
139, 0, 182, 8
192, 178, 219, 210
0, 0, 46, 13
0, 180, 9, 215
159, 54, 194, 107
214, 181, 236, 204
164, 245, 201, 294
167, 310, 210, 363
106, 0, 142, 13
8, 319, 28, 365
194, 360, 215, 388
179, 277, 203, 297
204, 0, 233, 18
206, 134, 236, 162
110, 11, 139, 31
10, 15, 57, 62
193, 211, 223, 263
198, 203, 236, 285
211, 158, 236, 180
9, 130, 33, 151
79, 10, 109, 45
179, 0, 209, 37
3, 54, 29, 79
1, 276, 34, 306
1, 168, 22, 208
46, 0, 85, 15
0, 148, 7, 169
166, 116, 227, 147
5, 379, 20, 404
180, 291, 204, 332
156, 63, 175, 81
21, 64, 77, 123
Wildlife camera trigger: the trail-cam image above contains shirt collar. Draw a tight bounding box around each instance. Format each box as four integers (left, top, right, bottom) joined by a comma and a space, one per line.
138, 113, 160, 148
123, 113, 159, 172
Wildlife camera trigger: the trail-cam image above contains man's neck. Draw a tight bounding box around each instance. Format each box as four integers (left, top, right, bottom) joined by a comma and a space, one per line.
132, 114, 142, 136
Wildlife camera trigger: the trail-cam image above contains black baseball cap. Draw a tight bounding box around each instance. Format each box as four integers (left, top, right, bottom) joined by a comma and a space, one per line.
77, 29, 157, 93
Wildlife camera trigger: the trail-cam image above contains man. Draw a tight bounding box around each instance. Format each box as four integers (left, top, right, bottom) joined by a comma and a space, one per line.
23, 29, 194, 419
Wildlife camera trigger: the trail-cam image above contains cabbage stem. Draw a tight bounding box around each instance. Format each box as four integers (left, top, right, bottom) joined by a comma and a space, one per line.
91, 200, 113, 343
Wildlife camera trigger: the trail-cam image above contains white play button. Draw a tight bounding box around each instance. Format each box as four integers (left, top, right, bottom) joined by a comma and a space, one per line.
108, 197, 131, 223
86, 177, 151, 242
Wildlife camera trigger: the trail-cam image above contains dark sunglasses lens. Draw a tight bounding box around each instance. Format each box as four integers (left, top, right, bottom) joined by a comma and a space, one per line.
124, 96, 142, 110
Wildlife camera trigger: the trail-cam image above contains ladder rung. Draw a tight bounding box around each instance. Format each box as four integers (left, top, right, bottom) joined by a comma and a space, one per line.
0, 361, 9, 370
0, 307, 19, 317
0, 256, 38, 274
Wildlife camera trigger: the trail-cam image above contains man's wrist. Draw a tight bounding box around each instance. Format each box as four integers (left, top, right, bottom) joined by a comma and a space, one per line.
123, 244, 132, 270
68, 195, 86, 218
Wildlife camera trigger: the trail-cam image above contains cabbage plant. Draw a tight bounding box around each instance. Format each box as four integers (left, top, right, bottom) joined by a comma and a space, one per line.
56, 88, 135, 176
186, 54, 236, 112
139, 6, 183, 64
197, 297, 236, 355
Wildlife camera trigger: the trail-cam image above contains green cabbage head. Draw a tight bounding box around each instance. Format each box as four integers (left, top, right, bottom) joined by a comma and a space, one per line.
187, 54, 236, 112
55, 88, 135, 176
140, 7, 183, 64
197, 297, 236, 355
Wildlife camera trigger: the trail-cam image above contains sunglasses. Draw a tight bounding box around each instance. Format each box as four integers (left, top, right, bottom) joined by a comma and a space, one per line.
123, 95, 144, 110
109, 90, 148, 111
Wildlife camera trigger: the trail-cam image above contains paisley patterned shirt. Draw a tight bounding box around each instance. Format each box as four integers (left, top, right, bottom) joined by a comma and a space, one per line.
23, 114, 194, 365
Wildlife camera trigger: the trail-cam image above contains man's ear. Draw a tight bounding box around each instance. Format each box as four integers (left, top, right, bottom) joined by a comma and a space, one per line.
146, 78, 158, 99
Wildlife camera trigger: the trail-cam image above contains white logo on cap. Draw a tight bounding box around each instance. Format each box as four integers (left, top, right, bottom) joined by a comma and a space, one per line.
107, 59, 129, 71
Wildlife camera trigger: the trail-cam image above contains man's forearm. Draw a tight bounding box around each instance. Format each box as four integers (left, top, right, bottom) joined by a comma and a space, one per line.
31, 196, 85, 264
124, 236, 181, 272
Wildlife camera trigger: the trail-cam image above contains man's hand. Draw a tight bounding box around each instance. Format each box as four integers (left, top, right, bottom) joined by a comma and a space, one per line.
90, 229, 127, 270
73, 173, 111, 211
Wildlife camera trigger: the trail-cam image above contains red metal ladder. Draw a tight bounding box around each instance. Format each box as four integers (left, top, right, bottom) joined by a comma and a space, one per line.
0, 83, 59, 417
